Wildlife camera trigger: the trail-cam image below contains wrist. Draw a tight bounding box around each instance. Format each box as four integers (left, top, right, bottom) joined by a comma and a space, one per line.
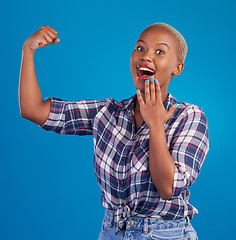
22, 43, 35, 54
148, 121, 165, 132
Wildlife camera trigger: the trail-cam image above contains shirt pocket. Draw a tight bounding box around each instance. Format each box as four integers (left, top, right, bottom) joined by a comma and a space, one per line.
131, 140, 149, 172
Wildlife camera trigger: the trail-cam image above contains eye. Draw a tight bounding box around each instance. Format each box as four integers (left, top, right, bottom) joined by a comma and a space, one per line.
136, 46, 145, 51
156, 49, 165, 55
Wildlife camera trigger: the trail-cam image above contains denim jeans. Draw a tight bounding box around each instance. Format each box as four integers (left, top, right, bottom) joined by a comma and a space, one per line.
98, 209, 198, 240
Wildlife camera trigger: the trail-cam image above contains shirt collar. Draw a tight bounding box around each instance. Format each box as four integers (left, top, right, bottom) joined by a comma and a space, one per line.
163, 93, 178, 110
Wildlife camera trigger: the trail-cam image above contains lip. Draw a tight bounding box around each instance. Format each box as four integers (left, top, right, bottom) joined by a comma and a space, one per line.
137, 71, 151, 80
136, 64, 156, 80
137, 64, 155, 72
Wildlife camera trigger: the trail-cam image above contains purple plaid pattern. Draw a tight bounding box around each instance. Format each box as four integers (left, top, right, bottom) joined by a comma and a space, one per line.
41, 93, 209, 233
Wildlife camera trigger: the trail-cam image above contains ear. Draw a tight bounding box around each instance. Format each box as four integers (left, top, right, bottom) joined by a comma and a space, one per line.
173, 63, 184, 76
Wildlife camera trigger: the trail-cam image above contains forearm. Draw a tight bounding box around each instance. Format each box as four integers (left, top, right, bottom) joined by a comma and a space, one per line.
149, 123, 175, 200
19, 47, 50, 125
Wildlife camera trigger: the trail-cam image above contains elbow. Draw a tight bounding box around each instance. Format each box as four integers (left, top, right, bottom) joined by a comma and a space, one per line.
20, 107, 37, 123
20, 106, 32, 120
20, 106, 48, 126
159, 187, 173, 201
20, 108, 28, 119
20, 110, 27, 119
152, 177, 174, 200
152, 178, 174, 200
160, 194, 172, 201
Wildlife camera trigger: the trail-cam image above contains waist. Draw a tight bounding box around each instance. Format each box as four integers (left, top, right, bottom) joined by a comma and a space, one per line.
105, 209, 189, 231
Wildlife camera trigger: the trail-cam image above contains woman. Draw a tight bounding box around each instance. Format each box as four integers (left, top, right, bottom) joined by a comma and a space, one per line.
19, 22, 209, 239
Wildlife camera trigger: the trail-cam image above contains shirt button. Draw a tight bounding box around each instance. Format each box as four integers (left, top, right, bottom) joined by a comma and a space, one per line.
127, 220, 134, 226
122, 157, 126, 161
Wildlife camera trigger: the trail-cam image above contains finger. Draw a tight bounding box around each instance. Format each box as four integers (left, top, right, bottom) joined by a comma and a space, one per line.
44, 25, 58, 35
46, 30, 58, 40
154, 79, 162, 104
145, 80, 150, 103
149, 77, 155, 101
167, 104, 179, 120
44, 32, 55, 43
46, 32, 60, 44
44, 27, 60, 44
136, 89, 145, 107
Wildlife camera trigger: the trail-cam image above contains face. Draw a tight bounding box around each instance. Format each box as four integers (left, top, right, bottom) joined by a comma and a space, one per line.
130, 27, 184, 98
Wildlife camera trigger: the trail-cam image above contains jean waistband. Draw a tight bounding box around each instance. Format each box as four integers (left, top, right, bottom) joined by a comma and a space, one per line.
104, 209, 191, 234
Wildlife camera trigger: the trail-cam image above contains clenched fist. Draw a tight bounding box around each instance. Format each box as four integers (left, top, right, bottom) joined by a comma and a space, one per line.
23, 25, 60, 51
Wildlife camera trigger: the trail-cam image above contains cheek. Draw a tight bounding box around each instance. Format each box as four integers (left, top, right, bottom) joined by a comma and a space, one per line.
157, 57, 177, 73
130, 54, 136, 75
130, 56, 133, 69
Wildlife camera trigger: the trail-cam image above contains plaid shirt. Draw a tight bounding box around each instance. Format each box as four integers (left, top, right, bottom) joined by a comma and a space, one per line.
41, 93, 209, 233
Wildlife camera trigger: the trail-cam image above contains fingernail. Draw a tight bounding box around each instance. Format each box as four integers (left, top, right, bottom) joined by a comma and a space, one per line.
150, 77, 153, 80
146, 80, 149, 84
137, 89, 140, 93
176, 104, 180, 108
154, 79, 157, 83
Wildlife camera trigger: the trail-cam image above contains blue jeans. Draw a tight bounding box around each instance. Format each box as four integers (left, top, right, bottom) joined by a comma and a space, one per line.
98, 209, 198, 240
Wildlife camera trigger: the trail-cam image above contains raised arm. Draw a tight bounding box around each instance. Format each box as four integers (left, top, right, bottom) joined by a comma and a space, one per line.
19, 25, 60, 125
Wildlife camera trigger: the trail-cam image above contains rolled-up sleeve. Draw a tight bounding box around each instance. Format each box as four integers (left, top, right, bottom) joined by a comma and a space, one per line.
170, 105, 209, 199
40, 97, 106, 135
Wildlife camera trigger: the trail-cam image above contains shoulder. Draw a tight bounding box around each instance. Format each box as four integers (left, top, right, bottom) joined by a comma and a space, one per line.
176, 101, 207, 125
166, 94, 208, 133
167, 94, 207, 121
104, 94, 136, 111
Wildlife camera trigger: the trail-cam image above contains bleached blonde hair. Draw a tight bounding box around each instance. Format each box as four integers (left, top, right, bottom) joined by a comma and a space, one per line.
144, 22, 188, 63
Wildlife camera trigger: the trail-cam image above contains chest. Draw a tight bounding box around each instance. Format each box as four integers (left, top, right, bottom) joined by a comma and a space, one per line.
93, 107, 150, 173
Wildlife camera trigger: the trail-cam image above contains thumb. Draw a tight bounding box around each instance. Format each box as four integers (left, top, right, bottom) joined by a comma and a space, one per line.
167, 103, 179, 119
52, 38, 60, 44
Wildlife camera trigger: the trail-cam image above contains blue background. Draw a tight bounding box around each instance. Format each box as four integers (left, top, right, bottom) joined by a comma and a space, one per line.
1, 0, 235, 239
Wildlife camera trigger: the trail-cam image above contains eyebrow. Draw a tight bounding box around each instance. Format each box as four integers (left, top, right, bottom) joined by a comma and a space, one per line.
137, 39, 169, 49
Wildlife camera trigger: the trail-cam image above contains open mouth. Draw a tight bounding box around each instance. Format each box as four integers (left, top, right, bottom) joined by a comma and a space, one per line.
137, 64, 156, 79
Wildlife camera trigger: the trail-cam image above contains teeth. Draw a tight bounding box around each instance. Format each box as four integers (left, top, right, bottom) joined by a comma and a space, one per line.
138, 67, 154, 73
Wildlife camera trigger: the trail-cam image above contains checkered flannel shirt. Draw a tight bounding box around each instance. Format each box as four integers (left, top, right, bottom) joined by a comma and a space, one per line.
41, 93, 209, 233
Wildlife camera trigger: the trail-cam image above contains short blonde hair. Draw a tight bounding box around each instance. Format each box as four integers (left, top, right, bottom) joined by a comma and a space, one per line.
145, 23, 188, 63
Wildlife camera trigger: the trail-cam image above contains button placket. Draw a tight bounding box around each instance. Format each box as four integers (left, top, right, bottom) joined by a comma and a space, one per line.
127, 220, 134, 226
127, 220, 138, 227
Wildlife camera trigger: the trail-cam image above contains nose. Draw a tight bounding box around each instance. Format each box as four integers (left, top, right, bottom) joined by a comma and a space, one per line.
140, 50, 152, 62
